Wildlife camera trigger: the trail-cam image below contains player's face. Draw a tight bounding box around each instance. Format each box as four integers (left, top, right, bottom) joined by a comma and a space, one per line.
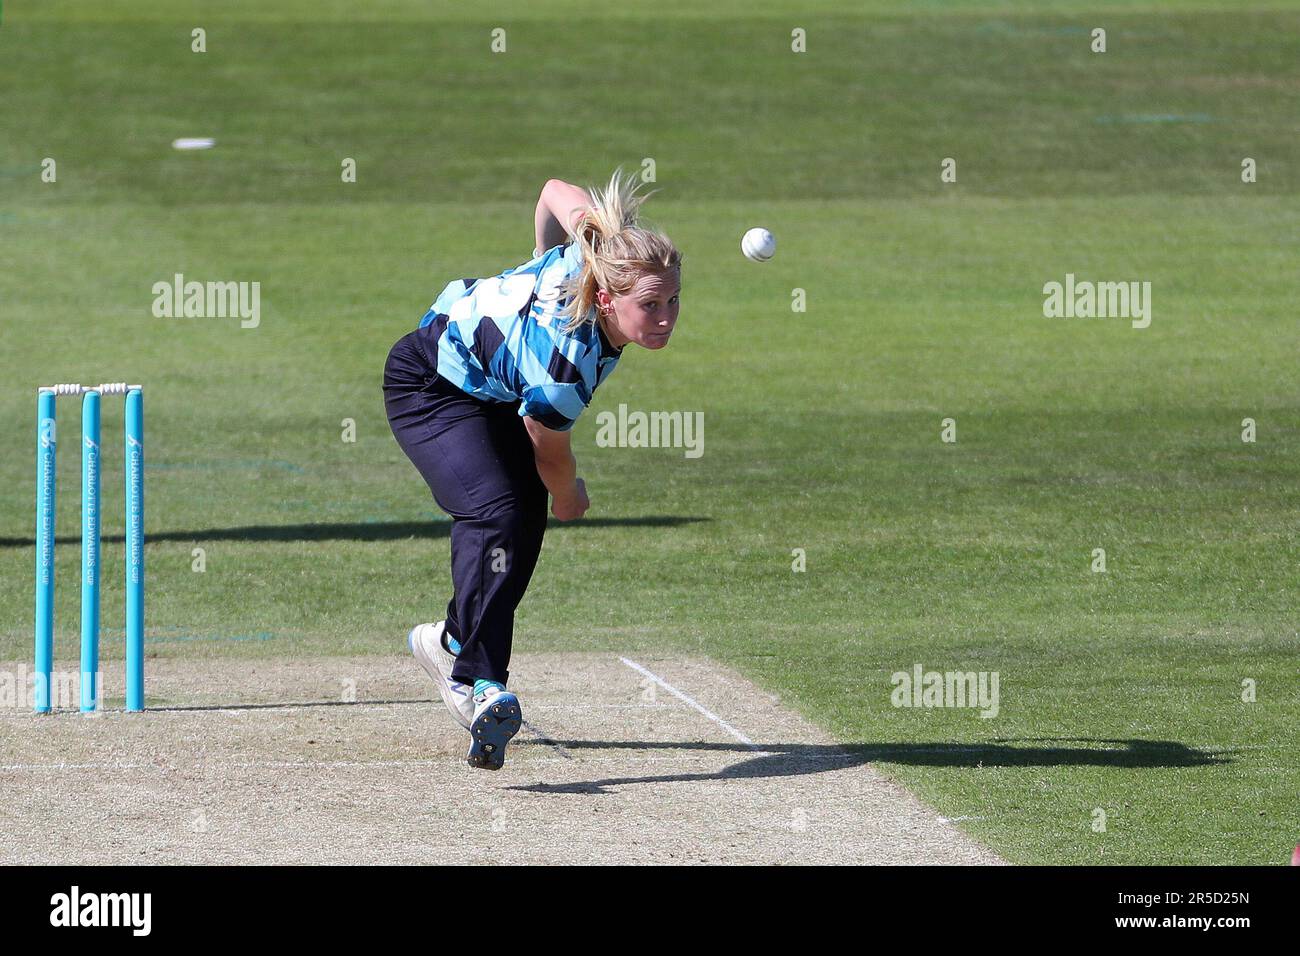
599, 269, 681, 350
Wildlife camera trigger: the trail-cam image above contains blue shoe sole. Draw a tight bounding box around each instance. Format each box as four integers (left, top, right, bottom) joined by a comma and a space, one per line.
467, 692, 522, 771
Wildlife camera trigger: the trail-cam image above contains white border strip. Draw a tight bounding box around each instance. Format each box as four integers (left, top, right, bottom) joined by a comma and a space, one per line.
619, 657, 760, 751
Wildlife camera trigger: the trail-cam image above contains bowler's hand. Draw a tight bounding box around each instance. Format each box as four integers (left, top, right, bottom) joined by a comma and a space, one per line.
551, 478, 590, 521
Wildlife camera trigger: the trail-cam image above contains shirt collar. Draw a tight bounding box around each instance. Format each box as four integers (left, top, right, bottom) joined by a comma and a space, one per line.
596, 317, 624, 360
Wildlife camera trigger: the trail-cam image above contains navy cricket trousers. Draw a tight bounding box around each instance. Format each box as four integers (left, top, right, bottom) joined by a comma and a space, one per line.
382, 329, 548, 686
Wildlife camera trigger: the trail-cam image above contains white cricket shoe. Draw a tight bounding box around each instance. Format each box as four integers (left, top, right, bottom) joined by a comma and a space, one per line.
407, 621, 474, 730
466, 684, 523, 771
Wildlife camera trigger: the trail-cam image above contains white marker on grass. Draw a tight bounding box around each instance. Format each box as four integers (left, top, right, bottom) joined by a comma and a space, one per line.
172, 138, 216, 151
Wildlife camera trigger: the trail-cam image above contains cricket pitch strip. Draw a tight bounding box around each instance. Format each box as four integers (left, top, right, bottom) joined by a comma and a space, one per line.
0, 654, 1003, 865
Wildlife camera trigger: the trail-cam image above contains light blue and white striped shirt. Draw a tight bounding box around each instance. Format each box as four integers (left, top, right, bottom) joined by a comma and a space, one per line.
418, 241, 622, 431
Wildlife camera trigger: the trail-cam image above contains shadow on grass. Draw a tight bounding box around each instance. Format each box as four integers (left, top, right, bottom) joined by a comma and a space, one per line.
508, 737, 1229, 794
0, 515, 707, 547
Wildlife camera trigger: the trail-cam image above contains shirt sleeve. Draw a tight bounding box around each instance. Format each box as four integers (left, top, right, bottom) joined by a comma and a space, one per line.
518, 380, 590, 432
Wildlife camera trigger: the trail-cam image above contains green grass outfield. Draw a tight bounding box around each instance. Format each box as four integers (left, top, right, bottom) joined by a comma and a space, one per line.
1, 1, 1297, 864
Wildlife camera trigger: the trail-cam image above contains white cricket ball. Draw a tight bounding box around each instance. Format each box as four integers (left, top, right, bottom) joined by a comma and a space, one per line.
741, 227, 776, 262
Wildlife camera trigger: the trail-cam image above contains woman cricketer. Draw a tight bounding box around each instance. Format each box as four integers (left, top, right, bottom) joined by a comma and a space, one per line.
383, 169, 683, 770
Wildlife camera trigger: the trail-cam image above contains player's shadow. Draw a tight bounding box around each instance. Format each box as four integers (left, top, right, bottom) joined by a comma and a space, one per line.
507, 737, 1229, 795
0, 515, 707, 547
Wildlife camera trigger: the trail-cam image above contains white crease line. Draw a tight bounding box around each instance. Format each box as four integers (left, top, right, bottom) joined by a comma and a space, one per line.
518, 703, 672, 711
0, 754, 849, 773
519, 718, 573, 759
619, 657, 761, 752
0, 760, 442, 771
0, 702, 673, 719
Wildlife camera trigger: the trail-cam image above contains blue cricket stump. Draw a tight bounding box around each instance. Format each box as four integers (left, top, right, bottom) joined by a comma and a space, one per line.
34, 390, 57, 713
34, 383, 145, 713
80, 390, 101, 712
125, 388, 145, 712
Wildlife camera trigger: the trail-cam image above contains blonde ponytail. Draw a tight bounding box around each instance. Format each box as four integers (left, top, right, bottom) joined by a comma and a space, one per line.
558, 167, 682, 333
